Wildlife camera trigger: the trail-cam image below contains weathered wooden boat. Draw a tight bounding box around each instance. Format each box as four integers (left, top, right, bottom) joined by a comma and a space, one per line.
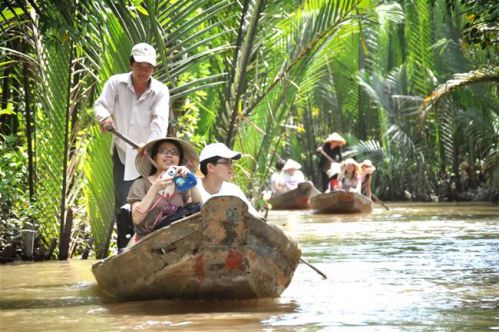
310, 191, 373, 214
92, 196, 301, 301
268, 181, 320, 210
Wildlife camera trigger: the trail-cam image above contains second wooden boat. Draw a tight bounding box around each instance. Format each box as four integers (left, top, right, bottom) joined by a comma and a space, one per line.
268, 181, 320, 210
310, 191, 373, 214
92, 196, 301, 301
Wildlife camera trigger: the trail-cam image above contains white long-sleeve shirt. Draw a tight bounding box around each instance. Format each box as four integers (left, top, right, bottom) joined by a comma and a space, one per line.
94, 72, 170, 180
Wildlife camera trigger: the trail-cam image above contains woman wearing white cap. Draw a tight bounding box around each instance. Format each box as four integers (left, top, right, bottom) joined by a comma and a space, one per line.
281, 159, 306, 192
317, 132, 347, 191
126, 138, 201, 247
196, 143, 259, 216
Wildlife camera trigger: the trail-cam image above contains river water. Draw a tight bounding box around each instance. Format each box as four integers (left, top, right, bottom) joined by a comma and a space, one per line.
1, 203, 498, 331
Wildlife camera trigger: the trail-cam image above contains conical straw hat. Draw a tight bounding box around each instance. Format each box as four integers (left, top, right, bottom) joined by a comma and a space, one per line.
135, 137, 199, 177
324, 132, 346, 145
282, 158, 302, 171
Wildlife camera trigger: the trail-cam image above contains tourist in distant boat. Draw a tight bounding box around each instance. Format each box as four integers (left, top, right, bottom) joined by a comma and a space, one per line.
196, 143, 259, 216
326, 162, 342, 193
281, 159, 306, 192
339, 158, 361, 193
360, 159, 376, 199
126, 138, 201, 246
317, 132, 346, 191
270, 159, 287, 197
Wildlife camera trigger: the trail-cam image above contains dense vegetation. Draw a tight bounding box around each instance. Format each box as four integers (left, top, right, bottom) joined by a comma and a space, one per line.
1, 0, 497, 260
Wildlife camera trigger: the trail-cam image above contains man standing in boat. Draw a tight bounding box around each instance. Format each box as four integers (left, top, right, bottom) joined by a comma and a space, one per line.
93, 42, 170, 252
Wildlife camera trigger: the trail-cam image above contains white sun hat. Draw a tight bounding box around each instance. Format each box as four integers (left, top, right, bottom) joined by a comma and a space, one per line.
131, 43, 157, 66
282, 159, 302, 171
324, 132, 346, 145
361, 159, 376, 174
343, 158, 359, 167
199, 143, 241, 162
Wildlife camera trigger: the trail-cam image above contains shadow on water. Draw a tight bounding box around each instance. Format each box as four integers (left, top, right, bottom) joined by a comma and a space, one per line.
102, 297, 299, 316
1, 280, 301, 317
0, 283, 115, 310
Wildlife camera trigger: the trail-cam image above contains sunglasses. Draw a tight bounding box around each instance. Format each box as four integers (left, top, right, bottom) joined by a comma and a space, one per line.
215, 159, 233, 165
157, 148, 180, 156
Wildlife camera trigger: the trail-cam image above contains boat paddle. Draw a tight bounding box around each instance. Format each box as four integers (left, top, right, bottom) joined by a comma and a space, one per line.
317, 147, 389, 210
106, 125, 139, 149
371, 193, 389, 211
105, 125, 159, 169
300, 257, 327, 279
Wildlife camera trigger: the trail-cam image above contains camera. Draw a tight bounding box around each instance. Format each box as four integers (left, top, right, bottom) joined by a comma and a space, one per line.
161, 167, 177, 180
160, 166, 197, 191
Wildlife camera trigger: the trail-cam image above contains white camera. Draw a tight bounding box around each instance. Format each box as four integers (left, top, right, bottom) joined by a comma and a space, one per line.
161, 167, 177, 180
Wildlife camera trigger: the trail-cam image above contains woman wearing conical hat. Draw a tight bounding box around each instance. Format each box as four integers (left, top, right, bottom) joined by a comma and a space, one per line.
281, 159, 306, 192
316, 132, 346, 191
360, 159, 376, 199
126, 137, 201, 247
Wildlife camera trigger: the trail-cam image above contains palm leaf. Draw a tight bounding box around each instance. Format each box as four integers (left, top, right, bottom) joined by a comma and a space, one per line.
419, 66, 499, 117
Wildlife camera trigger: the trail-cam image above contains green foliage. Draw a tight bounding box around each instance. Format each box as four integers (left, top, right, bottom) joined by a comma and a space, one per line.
0, 134, 38, 255
454, 0, 498, 51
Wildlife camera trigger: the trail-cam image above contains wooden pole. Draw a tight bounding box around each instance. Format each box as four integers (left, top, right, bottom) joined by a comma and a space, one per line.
300, 258, 327, 279
372, 193, 389, 211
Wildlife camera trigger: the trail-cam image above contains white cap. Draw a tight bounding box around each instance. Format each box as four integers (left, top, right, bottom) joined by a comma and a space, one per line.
131, 43, 156, 66
282, 159, 301, 171
200, 143, 241, 162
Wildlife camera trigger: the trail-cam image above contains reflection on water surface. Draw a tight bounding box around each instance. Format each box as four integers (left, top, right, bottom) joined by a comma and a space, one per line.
1, 203, 498, 331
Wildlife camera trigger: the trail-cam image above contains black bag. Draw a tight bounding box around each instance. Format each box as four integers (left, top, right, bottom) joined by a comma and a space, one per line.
153, 202, 202, 230
117, 205, 134, 249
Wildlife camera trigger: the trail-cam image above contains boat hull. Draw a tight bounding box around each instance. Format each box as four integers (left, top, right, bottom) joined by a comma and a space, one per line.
268, 182, 319, 210
92, 196, 301, 301
310, 191, 373, 214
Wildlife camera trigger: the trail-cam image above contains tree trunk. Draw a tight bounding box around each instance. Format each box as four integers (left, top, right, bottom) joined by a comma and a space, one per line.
58, 208, 73, 260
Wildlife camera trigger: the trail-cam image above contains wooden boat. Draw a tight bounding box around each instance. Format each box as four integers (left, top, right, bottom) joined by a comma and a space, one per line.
310, 191, 373, 214
92, 196, 301, 301
268, 181, 320, 210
